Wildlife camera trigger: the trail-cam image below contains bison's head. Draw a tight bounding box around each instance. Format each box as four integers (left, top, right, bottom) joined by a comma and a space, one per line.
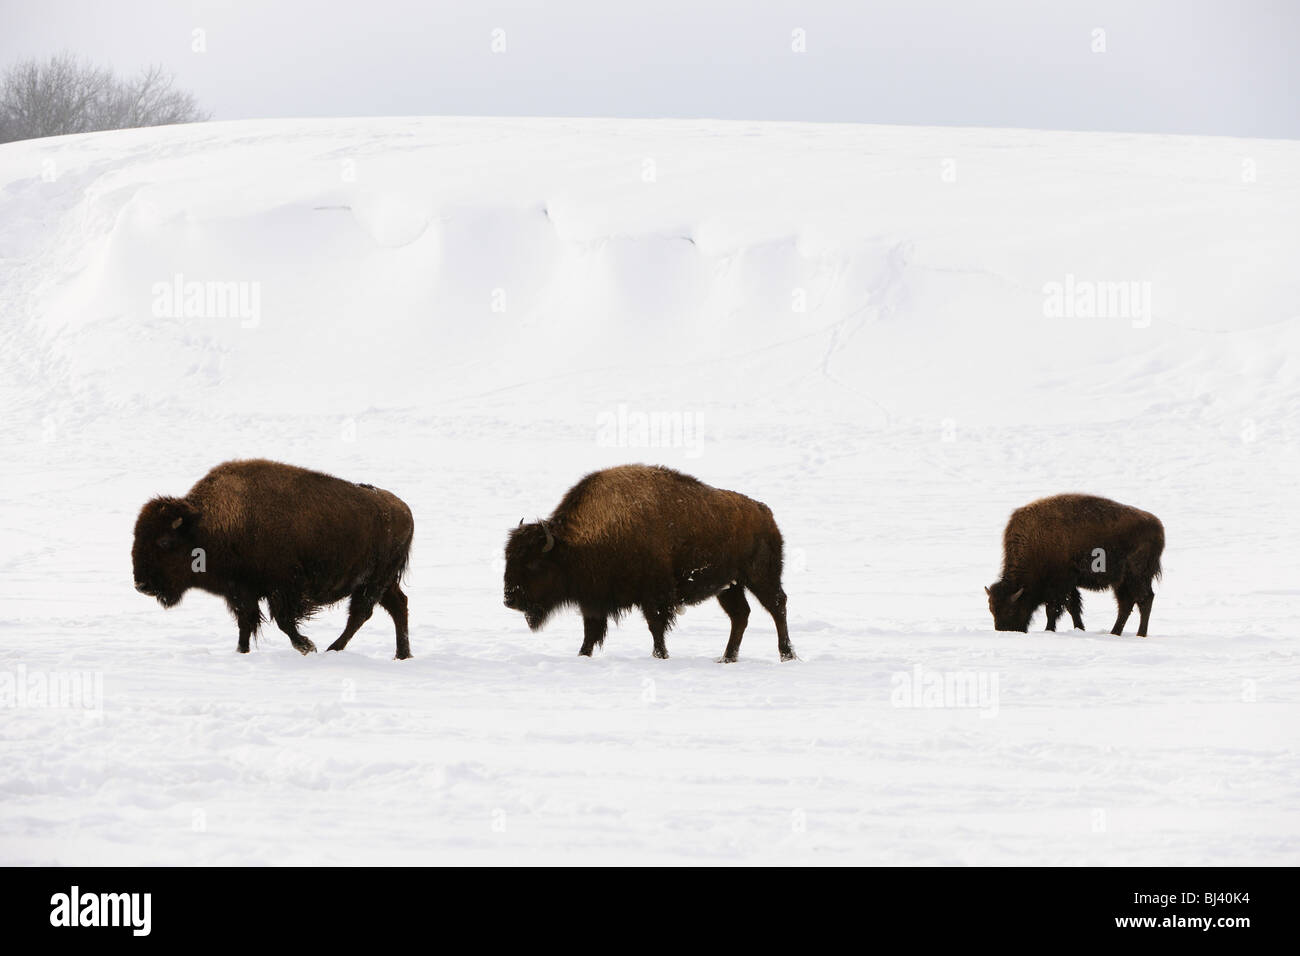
504, 520, 567, 631
132, 497, 200, 608
985, 580, 1031, 632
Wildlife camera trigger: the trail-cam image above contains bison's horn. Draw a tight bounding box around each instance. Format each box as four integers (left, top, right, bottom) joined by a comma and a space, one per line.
171, 516, 184, 530
540, 520, 555, 553
1009, 587, 1024, 603
518, 518, 524, 528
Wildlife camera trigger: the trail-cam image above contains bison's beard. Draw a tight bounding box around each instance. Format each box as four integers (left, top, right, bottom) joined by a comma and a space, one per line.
522, 600, 562, 631
153, 589, 184, 609
135, 574, 185, 608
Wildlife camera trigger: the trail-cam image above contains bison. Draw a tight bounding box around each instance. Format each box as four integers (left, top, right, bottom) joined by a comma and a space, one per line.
132, 459, 414, 658
985, 493, 1164, 636
503, 464, 795, 662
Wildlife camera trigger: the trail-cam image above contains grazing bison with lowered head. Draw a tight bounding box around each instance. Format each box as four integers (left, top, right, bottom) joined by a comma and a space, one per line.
504, 464, 795, 662
132, 459, 414, 658
986, 493, 1164, 636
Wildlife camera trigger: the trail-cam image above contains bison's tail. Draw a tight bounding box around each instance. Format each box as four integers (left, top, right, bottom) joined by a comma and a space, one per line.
390, 525, 414, 587
1151, 521, 1165, 582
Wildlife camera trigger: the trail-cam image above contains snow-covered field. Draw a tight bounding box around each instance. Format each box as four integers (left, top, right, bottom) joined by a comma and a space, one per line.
1, 117, 1297, 865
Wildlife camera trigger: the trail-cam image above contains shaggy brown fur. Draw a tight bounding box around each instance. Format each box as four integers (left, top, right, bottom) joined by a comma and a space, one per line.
132, 459, 414, 658
986, 493, 1164, 636
504, 464, 794, 662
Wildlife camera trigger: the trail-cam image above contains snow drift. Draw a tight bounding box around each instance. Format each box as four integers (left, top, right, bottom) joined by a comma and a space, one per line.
0, 117, 1297, 865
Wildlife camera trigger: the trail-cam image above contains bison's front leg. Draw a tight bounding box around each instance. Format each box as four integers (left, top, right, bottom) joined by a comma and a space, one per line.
579, 613, 607, 656
227, 591, 261, 654
643, 605, 672, 659
269, 594, 317, 655
1067, 588, 1085, 630
282, 627, 317, 655
1044, 600, 1063, 631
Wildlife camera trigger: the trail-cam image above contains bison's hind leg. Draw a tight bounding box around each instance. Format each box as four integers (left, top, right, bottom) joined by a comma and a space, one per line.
746, 578, 795, 661
327, 592, 378, 655
757, 587, 796, 661
745, 539, 795, 661
1118, 543, 1159, 638
269, 593, 317, 655
1134, 583, 1155, 638
1110, 582, 1137, 637
1127, 550, 1158, 638
379, 583, 411, 660
716, 584, 750, 663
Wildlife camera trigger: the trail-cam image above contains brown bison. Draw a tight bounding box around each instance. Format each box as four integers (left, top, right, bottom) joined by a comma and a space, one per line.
132, 459, 414, 658
986, 493, 1164, 636
504, 464, 795, 662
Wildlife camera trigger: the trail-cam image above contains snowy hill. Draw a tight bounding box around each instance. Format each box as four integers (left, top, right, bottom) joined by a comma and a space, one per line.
1, 117, 1297, 864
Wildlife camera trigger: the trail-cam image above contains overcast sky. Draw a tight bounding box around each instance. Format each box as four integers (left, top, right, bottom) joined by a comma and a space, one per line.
2, 0, 1296, 138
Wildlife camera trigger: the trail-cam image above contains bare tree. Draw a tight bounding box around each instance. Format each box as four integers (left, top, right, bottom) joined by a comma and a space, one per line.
0, 54, 209, 144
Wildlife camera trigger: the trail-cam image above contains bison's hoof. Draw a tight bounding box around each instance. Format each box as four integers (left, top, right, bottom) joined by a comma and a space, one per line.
325, 639, 347, 652
394, 652, 413, 660
293, 640, 317, 655
780, 650, 798, 662
652, 650, 669, 660
716, 655, 738, 664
